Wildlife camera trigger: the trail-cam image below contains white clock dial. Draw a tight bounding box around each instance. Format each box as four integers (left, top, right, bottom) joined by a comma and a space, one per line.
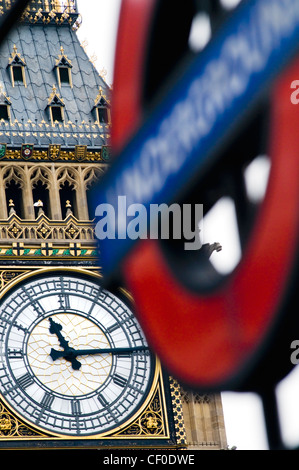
27, 313, 113, 396
0, 274, 155, 436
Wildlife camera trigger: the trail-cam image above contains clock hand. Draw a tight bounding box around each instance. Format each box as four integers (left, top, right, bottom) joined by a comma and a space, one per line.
50, 345, 149, 361
49, 317, 70, 350
48, 317, 82, 371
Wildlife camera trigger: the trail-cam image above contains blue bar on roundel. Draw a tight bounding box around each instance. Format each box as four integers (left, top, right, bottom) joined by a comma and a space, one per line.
93, 0, 299, 278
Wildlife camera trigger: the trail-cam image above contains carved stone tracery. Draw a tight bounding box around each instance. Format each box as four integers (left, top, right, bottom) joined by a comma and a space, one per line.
57, 166, 78, 189
30, 166, 51, 189
3, 166, 24, 188
0, 161, 105, 228
83, 166, 102, 189
0, 402, 46, 439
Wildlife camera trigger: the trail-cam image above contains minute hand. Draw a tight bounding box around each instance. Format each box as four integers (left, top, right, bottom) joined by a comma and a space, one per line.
72, 346, 149, 356
50, 345, 149, 361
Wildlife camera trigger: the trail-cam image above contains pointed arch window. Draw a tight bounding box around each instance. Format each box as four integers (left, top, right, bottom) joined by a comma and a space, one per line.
31, 167, 51, 218
55, 46, 73, 87
93, 86, 110, 125
32, 181, 50, 218
6, 181, 23, 218
57, 167, 79, 219
60, 181, 78, 219
51, 106, 64, 123
8, 44, 26, 87
84, 167, 103, 219
46, 85, 65, 125
3, 167, 24, 218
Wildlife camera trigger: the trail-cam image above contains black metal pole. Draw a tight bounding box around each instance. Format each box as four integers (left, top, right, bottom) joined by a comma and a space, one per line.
260, 387, 285, 450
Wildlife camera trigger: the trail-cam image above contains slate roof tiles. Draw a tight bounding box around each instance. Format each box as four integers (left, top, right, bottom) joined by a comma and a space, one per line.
0, 20, 110, 148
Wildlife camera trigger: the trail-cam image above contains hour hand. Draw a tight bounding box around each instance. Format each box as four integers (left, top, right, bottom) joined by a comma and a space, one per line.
49, 317, 82, 370
50, 347, 81, 370
49, 317, 69, 350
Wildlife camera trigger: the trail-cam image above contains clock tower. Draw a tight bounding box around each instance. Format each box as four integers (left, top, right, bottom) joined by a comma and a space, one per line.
0, 0, 227, 450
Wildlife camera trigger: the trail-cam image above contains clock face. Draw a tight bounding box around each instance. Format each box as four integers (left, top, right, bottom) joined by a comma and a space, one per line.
0, 273, 155, 436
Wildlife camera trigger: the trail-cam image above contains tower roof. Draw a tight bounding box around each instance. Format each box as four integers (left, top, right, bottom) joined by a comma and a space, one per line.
0, 0, 110, 150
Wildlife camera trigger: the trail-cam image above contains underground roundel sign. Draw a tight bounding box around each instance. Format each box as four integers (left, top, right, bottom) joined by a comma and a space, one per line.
94, 0, 299, 391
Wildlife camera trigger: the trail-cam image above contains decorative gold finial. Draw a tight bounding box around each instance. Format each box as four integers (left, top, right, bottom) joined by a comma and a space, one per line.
9, 199, 16, 215
8, 44, 26, 66
0, 83, 11, 104
94, 86, 107, 106
47, 84, 64, 105
65, 200, 73, 216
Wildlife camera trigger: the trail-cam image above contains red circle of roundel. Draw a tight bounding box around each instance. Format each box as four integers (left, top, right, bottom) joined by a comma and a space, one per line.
112, 1, 299, 389
124, 63, 299, 389
111, 0, 158, 154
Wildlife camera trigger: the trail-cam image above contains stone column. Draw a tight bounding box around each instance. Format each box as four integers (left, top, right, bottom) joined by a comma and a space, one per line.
76, 184, 89, 220
76, 171, 89, 220
0, 167, 8, 219
22, 167, 35, 219
49, 165, 62, 220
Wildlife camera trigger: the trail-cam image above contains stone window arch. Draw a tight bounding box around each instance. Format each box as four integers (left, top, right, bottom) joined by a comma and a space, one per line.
30, 167, 51, 218
83, 167, 104, 219
3, 166, 25, 218
55, 46, 73, 88
7, 44, 27, 87
93, 86, 110, 125
46, 85, 65, 125
57, 167, 79, 218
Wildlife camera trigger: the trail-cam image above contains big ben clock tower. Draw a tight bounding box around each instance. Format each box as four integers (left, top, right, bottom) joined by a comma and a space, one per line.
0, 0, 227, 450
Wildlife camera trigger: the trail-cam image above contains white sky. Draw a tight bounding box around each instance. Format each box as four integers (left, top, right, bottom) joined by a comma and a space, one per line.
75, 0, 299, 451
76, 0, 121, 86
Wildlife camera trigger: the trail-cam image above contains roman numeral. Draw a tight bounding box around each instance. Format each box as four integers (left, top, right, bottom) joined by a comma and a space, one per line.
7, 349, 23, 359
58, 293, 70, 310
40, 392, 54, 410
106, 323, 120, 334
87, 289, 104, 317
113, 374, 127, 388
32, 300, 45, 316
17, 373, 34, 390
97, 393, 109, 407
97, 394, 119, 424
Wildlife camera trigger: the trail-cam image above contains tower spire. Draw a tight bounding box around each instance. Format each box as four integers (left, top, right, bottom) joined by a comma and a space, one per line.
0, 0, 79, 27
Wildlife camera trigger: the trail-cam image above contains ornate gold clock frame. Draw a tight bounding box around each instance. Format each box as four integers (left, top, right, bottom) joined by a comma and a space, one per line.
0, 266, 187, 449
0, 266, 186, 449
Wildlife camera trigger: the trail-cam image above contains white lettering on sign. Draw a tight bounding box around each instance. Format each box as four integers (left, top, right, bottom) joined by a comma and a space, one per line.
110, 0, 299, 209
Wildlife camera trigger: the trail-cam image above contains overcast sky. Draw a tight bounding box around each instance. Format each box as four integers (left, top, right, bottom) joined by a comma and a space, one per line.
76, 0, 121, 85
75, 0, 299, 451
